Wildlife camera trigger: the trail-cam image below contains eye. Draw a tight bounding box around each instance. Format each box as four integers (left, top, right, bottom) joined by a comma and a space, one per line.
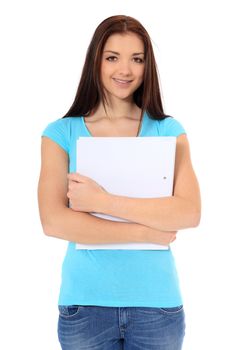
106, 56, 117, 62
133, 57, 144, 63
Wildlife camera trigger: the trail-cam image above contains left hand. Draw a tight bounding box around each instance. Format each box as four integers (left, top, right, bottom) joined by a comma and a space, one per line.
67, 173, 108, 212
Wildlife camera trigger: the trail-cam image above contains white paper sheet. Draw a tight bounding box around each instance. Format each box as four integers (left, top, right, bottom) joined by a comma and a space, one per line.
75, 137, 176, 250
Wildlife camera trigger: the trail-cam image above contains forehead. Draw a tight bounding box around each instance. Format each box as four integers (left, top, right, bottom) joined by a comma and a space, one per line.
103, 32, 144, 52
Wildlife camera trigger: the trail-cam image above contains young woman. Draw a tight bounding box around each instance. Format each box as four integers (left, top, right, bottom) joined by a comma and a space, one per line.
38, 15, 201, 350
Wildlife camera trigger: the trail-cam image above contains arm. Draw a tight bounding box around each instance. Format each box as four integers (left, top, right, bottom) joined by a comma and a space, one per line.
95, 134, 201, 231
37, 137, 176, 245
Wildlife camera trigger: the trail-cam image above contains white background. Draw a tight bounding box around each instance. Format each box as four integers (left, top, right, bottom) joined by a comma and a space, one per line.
1, 0, 248, 349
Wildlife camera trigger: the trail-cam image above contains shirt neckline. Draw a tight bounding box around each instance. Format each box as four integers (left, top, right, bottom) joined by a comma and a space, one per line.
81, 111, 146, 137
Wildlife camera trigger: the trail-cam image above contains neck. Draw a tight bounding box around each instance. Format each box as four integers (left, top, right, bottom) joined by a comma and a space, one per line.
93, 98, 140, 120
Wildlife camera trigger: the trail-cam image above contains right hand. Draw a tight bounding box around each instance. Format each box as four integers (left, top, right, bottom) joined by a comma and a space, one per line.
145, 227, 177, 246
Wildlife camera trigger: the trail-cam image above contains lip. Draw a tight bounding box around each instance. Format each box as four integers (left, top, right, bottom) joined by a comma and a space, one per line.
112, 78, 133, 87
113, 78, 132, 84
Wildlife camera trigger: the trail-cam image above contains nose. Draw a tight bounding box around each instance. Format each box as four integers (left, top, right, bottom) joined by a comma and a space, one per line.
117, 59, 132, 76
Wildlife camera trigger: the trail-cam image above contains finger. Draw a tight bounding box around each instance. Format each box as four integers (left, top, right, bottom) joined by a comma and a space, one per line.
68, 180, 75, 190
67, 172, 86, 182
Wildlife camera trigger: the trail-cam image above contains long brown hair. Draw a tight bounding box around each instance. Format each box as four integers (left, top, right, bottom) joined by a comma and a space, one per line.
62, 15, 168, 120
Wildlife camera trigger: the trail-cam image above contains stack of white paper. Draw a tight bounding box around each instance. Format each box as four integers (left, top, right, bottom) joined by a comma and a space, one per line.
75, 136, 176, 250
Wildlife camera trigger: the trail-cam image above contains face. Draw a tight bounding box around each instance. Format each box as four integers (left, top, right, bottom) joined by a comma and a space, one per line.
100, 32, 145, 104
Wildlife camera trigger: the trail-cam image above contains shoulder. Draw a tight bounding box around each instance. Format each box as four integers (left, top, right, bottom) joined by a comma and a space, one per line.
159, 116, 186, 137
42, 117, 72, 133
41, 117, 75, 154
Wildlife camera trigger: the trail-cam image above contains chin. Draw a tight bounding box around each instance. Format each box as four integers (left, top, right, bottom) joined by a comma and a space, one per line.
106, 90, 133, 101
104, 83, 140, 101
116, 93, 134, 101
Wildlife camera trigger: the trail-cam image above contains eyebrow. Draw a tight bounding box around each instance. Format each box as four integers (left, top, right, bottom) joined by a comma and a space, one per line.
103, 50, 144, 56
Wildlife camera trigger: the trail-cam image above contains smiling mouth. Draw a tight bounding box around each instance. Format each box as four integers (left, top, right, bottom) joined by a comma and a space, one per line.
113, 78, 133, 84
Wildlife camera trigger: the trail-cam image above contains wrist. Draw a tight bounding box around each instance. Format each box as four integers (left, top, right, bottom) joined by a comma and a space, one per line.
135, 224, 151, 243
96, 191, 112, 214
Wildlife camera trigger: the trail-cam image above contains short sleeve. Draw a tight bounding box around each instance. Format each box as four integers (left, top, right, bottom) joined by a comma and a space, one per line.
159, 116, 186, 137
41, 118, 70, 154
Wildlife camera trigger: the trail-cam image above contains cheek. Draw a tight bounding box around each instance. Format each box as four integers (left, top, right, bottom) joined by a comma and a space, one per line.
135, 65, 145, 79
135, 69, 145, 85
101, 62, 113, 77
100, 62, 107, 81
100, 68, 114, 88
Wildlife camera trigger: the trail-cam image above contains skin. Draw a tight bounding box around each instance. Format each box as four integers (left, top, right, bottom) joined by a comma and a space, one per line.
81, 32, 146, 136
99, 32, 145, 114
66, 32, 201, 233
38, 32, 181, 246
67, 32, 146, 212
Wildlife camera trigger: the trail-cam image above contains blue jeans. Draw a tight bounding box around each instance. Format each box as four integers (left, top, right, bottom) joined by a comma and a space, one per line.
58, 305, 185, 350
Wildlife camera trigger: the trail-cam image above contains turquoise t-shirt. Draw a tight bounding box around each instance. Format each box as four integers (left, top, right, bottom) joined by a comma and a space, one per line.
42, 111, 186, 307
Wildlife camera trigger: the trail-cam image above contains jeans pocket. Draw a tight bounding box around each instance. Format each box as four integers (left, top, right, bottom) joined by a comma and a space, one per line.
158, 305, 184, 315
58, 305, 81, 318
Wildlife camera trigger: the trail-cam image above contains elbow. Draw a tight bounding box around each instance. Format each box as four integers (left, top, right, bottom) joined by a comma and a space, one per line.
41, 221, 55, 237
39, 207, 56, 237
190, 205, 201, 228
39, 206, 67, 238
41, 221, 64, 239
177, 201, 201, 229
39, 211, 52, 236
173, 199, 201, 229
191, 211, 201, 228
40, 212, 60, 237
